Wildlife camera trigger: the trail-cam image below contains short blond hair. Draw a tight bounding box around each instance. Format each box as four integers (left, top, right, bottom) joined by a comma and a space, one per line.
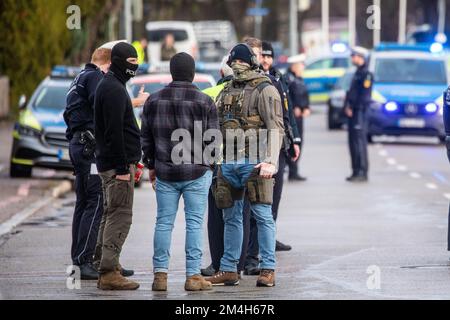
91, 48, 111, 65
244, 37, 262, 50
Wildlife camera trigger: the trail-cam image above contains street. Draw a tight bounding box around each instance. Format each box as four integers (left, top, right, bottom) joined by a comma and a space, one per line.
0, 106, 449, 300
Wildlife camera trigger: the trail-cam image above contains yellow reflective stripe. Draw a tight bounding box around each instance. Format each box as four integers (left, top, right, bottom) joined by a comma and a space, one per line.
310, 93, 329, 103
12, 158, 33, 166
371, 90, 387, 103
12, 130, 21, 140
19, 109, 42, 131
304, 68, 346, 79
203, 84, 225, 101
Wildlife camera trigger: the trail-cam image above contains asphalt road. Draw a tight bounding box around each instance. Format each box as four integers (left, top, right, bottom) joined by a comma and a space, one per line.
1, 107, 450, 300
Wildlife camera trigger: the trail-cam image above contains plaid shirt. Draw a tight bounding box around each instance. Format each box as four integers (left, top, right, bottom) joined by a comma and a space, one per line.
141, 81, 219, 182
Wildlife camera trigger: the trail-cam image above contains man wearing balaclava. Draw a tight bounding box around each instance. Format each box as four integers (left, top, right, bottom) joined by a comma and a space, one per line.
94, 42, 142, 291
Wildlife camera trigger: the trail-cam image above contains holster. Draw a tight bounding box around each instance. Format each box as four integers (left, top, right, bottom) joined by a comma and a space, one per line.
246, 170, 275, 205
212, 167, 245, 209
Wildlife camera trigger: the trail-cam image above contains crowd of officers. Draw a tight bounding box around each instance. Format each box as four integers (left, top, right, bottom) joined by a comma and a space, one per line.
64, 37, 372, 291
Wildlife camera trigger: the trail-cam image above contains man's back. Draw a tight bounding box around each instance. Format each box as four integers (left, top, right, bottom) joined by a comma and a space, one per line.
141, 81, 218, 182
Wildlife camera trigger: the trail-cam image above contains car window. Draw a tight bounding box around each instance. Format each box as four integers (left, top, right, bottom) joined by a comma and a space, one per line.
33, 85, 69, 111
307, 58, 333, 70
148, 29, 189, 42
333, 58, 350, 68
334, 73, 354, 90
375, 58, 447, 84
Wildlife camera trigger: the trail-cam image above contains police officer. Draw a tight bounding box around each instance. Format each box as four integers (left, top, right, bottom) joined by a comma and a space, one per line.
205, 43, 284, 288
64, 48, 110, 280
345, 46, 373, 182
443, 86, 450, 256
286, 54, 311, 181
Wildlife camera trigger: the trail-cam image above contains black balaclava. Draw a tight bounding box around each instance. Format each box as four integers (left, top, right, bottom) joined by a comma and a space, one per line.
170, 53, 195, 82
110, 42, 139, 83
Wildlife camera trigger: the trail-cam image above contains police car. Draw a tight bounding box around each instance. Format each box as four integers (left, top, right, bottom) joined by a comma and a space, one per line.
10, 66, 81, 177
368, 43, 447, 142
327, 69, 355, 129
10, 66, 142, 178
303, 44, 351, 104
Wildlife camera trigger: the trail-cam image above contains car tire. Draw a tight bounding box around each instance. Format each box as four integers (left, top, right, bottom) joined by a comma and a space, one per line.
439, 135, 446, 144
367, 134, 374, 144
10, 162, 32, 178
327, 106, 341, 130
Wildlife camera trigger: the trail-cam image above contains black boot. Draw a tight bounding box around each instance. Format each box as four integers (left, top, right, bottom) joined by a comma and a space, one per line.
347, 174, 368, 183
80, 263, 99, 280
120, 267, 135, 277
276, 240, 292, 252
201, 264, 217, 277
244, 257, 261, 276
289, 174, 307, 182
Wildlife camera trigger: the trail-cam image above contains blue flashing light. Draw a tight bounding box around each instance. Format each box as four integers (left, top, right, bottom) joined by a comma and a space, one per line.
51, 65, 82, 78
375, 43, 434, 53
331, 42, 348, 54
385, 101, 399, 112
430, 42, 444, 54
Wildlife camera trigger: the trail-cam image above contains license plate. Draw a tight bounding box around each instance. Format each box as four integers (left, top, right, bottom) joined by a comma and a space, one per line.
398, 118, 425, 128
58, 149, 70, 161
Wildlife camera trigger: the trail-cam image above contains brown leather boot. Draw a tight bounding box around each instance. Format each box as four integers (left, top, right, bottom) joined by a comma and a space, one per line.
185, 275, 213, 291
256, 269, 276, 287
152, 272, 168, 292
98, 270, 140, 291
205, 271, 239, 286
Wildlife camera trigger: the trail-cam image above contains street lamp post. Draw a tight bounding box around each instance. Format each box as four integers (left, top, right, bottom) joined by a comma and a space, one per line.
398, 0, 407, 44
349, 0, 356, 47
290, 0, 298, 56
322, 0, 329, 50
124, 0, 133, 43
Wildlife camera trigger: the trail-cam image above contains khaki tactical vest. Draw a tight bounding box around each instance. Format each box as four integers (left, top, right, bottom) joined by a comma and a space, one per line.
217, 76, 272, 159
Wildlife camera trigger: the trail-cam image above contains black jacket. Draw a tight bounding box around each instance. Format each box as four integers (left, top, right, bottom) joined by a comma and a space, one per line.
94, 71, 141, 175
286, 70, 310, 111
346, 64, 373, 110
64, 63, 103, 140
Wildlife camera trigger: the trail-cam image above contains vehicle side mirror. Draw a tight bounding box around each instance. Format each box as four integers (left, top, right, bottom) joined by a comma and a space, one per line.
18, 94, 27, 110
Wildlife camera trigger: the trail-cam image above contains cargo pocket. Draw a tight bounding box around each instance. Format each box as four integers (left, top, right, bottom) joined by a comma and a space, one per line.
247, 175, 274, 205
212, 176, 235, 209
108, 179, 130, 208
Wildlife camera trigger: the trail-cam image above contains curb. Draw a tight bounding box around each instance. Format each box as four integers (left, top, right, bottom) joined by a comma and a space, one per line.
0, 180, 73, 238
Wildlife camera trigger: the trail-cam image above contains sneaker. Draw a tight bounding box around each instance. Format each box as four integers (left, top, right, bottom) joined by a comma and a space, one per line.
185, 275, 213, 291
256, 269, 276, 287
205, 271, 239, 286
201, 264, 216, 277
98, 270, 140, 291
275, 240, 292, 252
152, 272, 168, 292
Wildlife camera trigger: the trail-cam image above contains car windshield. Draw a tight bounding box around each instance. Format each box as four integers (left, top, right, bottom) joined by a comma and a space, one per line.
374, 58, 447, 84
335, 72, 354, 90
148, 29, 188, 42
32, 84, 69, 111
132, 81, 213, 96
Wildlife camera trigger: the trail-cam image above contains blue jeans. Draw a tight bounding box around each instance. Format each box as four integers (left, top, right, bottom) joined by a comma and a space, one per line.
153, 171, 212, 277
220, 163, 276, 272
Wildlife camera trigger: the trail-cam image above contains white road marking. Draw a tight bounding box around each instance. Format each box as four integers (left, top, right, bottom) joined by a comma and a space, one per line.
443, 193, 450, 200
378, 150, 388, 157
0, 198, 53, 237
387, 158, 397, 166
409, 172, 422, 179
425, 183, 438, 190
397, 165, 408, 172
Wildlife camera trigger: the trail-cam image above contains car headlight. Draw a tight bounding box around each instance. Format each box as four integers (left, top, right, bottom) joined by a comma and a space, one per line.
16, 124, 41, 138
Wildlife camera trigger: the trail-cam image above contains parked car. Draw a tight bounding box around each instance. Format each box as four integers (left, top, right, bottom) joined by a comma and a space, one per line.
146, 21, 199, 70
327, 69, 354, 130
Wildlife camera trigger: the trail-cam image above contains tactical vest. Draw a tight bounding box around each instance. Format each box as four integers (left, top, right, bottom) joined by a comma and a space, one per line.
217, 77, 272, 159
